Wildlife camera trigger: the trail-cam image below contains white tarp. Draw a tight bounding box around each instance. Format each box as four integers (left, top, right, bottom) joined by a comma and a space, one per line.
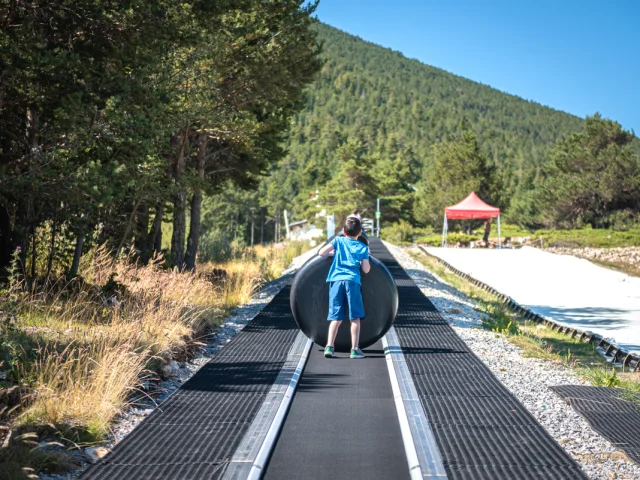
426, 246, 640, 354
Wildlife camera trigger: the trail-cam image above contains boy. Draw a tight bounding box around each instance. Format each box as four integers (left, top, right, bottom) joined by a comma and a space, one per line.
318, 216, 371, 359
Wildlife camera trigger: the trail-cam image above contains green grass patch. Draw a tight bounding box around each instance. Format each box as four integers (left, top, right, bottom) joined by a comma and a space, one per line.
471, 223, 640, 248
535, 227, 640, 248
479, 302, 520, 335
410, 222, 640, 248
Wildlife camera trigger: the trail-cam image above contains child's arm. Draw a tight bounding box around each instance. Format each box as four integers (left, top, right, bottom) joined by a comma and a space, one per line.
361, 258, 371, 273
318, 243, 335, 257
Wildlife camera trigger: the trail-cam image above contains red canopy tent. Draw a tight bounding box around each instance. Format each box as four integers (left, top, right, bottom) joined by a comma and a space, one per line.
442, 192, 501, 247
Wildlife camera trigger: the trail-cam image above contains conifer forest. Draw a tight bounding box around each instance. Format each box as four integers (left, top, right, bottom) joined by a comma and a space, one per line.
1, 7, 639, 275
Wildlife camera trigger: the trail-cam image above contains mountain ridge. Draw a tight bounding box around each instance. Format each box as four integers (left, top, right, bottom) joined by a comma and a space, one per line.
255, 22, 589, 227
318, 22, 581, 120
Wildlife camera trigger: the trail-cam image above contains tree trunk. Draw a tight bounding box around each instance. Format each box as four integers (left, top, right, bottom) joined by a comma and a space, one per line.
13, 198, 32, 271
17, 108, 38, 270
250, 213, 255, 247
115, 197, 143, 261
260, 208, 264, 244
134, 201, 151, 263
46, 216, 57, 280
171, 129, 189, 271
185, 134, 207, 271
68, 232, 85, 278
0, 205, 12, 274
171, 187, 187, 270
234, 210, 240, 241
151, 203, 165, 255
30, 230, 37, 279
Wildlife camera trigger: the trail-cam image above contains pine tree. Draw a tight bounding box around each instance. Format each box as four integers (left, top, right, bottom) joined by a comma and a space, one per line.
413, 130, 501, 228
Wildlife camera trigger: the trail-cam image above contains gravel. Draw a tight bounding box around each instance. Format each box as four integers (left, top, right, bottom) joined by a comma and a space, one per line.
546, 246, 640, 271
40, 245, 320, 480
382, 241, 640, 480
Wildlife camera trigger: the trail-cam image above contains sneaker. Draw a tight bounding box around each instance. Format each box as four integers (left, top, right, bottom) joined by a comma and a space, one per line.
350, 348, 365, 359
324, 346, 334, 358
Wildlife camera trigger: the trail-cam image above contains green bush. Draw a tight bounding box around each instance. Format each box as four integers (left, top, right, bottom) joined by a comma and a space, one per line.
480, 302, 520, 335
581, 367, 621, 388
535, 227, 640, 248
382, 220, 414, 244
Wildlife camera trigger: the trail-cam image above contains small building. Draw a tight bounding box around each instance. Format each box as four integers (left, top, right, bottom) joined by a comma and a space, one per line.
287, 219, 324, 241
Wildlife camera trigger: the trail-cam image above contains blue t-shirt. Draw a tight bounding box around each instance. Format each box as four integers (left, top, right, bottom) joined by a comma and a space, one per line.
326, 236, 369, 285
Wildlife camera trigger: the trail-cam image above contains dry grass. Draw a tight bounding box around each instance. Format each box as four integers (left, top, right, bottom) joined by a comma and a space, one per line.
21, 339, 150, 440
0, 240, 311, 478
217, 261, 263, 308
4, 249, 224, 442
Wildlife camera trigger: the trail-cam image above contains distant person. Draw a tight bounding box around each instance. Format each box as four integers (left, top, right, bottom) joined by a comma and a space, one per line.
344, 208, 368, 243
318, 216, 371, 359
483, 219, 491, 244
347, 208, 362, 221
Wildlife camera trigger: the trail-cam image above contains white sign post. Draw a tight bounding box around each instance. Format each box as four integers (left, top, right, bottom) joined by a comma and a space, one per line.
326, 214, 335, 240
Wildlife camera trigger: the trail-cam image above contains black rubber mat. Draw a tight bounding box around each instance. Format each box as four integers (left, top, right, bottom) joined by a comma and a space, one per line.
81, 284, 299, 480
552, 385, 640, 464
369, 238, 588, 480
263, 341, 410, 480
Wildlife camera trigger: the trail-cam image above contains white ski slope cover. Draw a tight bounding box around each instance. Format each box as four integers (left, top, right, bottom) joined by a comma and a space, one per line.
426, 246, 640, 354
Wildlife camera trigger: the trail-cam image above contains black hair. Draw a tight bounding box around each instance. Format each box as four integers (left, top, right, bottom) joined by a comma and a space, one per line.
344, 216, 362, 237
352, 208, 359, 215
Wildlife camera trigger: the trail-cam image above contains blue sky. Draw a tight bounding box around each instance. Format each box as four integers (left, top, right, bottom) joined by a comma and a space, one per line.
312, 0, 640, 132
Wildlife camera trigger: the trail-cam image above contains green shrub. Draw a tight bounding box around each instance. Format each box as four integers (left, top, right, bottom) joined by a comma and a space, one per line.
480, 302, 520, 335
581, 367, 621, 388
382, 220, 414, 244
535, 227, 640, 248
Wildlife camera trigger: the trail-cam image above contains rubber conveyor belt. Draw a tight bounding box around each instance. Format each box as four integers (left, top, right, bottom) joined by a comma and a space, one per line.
81, 284, 300, 480
262, 340, 411, 480
368, 238, 587, 480
82, 239, 589, 480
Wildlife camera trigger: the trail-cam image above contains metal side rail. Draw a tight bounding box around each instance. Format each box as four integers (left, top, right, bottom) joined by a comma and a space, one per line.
369, 238, 588, 480
383, 327, 448, 479
81, 284, 300, 480
222, 332, 312, 480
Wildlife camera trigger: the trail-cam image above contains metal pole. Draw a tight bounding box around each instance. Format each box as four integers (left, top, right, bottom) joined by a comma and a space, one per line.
497, 215, 501, 249
283, 209, 290, 239
441, 213, 447, 247
376, 198, 380, 237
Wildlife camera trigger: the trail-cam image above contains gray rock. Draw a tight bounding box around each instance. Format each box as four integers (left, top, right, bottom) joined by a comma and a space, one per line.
85, 447, 110, 463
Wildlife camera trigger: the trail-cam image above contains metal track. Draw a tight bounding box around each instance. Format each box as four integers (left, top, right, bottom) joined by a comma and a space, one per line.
370, 238, 588, 480
81, 285, 300, 480
222, 332, 312, 480
383, 327, 448, 479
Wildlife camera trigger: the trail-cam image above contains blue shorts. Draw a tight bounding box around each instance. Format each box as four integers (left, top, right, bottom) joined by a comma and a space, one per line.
327, 280, 365, 321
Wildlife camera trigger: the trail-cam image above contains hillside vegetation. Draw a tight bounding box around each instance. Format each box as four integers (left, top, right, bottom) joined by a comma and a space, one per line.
246, 24, 639, 239
286, 24, 583, 180
206, 24, 639, 246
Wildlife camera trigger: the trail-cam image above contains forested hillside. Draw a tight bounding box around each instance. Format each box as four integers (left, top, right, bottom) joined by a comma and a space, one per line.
205, 23, 590, 244
287, 24, 583, 174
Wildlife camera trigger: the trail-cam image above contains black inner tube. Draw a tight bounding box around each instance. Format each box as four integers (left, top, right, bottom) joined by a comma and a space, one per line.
289, 254, 398, 352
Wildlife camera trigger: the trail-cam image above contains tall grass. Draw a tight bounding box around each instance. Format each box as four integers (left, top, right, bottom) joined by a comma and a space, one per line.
22, 339, 150, 440
1, 240, 311, 478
